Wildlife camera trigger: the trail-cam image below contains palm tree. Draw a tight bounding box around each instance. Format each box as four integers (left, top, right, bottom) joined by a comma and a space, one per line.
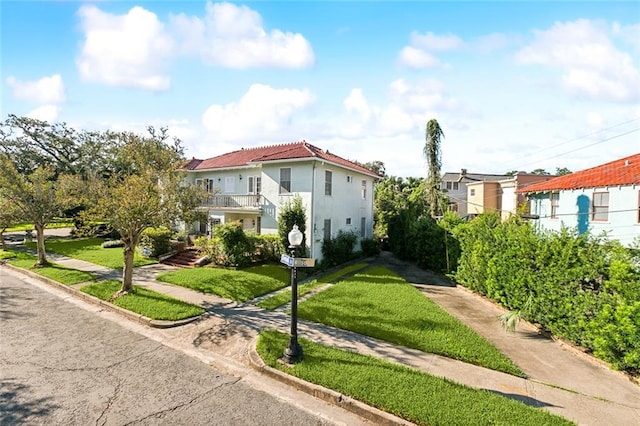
424, 119, 446, 217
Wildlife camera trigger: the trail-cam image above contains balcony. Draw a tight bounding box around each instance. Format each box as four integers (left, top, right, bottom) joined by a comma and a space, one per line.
200, 194, 264, 211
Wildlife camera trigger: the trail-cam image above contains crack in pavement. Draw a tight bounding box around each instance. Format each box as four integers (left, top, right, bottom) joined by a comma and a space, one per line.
95, 375, 122, 426
1, 345, 163, 373
122, 378, 242, 425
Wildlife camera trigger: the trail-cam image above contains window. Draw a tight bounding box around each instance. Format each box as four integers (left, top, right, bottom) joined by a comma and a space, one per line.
360, 217, 366, 238
347, 175, 352, 183
323, 219, 331, 241
325, 170, 333, 196
195, 178, 203, 189
346, 218, 352, 225
205, 178, 214, 193
592, 192, 609, 221
550, 192, 560, 219
361, 180, 367, 199
470, 188, 476, 196
224, 176, 234, 193
638, 191, 640, 223
248, 176, 261, 194
453, 182, 459, 191
279, 168, 291, 194
446, 181, 452, 190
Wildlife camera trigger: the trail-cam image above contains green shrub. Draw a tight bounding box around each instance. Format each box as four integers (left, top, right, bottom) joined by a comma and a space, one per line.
212, 221, 251, 267
451, 213, 640, 374
101, 239, 124, 249
278, 195, 308, 257
322, 230, 358, 267
139, 226, 173, 258
360, 238, 380, 257
250, 233, 285, 262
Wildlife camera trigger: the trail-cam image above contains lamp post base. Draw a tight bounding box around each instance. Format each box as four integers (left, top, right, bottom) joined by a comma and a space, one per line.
283, 339, 303, 364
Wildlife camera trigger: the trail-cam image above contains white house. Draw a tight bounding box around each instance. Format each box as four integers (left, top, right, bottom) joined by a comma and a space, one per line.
518, 153, 640, 247
181, 141, 380, 261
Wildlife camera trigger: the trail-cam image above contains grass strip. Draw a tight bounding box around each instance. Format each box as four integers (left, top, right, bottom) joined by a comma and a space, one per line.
0, 249, 16, 260
317, 262, 369, 283
80, 280, 205, 321
27, 238, 155, 269
157, 266, 288, 302
257, 330, 573, 426
6, 251, 97, 285
257, 280, 326, 310
298, 266, 523, 376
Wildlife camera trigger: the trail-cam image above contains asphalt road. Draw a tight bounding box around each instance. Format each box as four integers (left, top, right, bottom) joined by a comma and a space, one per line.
0, 269, 332, 425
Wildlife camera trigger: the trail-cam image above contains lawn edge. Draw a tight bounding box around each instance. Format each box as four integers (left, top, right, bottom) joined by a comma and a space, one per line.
247, 335, 415, 426
2, 263, 203, 328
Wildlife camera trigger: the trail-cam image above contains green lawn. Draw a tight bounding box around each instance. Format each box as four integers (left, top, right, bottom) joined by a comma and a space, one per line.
257, 280, 326, 310
27, 238, 156, 269
242, 263, 290, 284
257, 330, 572, 426
80, 280, 205, 321
318, 262, 369, 283
6, 251, 97, 285
297, 266, 523, 376
5, 219, 74, 232
0, 249, 16, 260
156, 266, 289, 302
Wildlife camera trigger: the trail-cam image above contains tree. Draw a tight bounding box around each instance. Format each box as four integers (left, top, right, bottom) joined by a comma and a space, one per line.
63, 129, 204, 295
0, 197, 20, 250
424, 119, 446, 217
0, 114, 112, 178
362, 160, 386, 177
530, 168, 550, 175
0, 156, 63, 265
278, 195, 307, 256
555, 167, 572, 176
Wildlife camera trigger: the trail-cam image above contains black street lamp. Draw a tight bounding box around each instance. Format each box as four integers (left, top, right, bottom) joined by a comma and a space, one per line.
283, 224, 304, 364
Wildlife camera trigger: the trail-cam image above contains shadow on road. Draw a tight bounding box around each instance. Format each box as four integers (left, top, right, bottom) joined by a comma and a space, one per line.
0, 380, 60, 424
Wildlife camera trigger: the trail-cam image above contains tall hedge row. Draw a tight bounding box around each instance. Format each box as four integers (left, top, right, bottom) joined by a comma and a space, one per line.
451, 213, 640, 374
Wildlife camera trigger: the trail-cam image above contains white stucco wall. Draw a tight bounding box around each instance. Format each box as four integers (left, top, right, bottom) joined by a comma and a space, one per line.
530, 186, 639, 247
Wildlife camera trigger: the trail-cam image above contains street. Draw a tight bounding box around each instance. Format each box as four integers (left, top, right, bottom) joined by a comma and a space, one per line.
0, 269, 337, 425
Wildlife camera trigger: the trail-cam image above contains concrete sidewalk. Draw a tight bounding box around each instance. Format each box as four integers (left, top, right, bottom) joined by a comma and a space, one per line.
8, 242, 640, 425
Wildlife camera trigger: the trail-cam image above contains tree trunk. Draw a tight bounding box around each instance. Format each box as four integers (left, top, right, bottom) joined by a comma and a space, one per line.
121, 243, 135, 293
0, 230, 5, 250
35, 224, 49, 266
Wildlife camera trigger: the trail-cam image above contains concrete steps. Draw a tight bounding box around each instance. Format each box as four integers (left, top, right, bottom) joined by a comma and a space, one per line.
161, 249, 201, 268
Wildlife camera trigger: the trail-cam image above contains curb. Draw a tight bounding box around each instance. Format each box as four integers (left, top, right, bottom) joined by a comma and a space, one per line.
2, 263, 203, 329
247, 337, 415, 426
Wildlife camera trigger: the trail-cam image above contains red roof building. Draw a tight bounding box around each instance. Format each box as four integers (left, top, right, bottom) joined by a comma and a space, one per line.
181, 141, 380, 178
518, 153, 640, 193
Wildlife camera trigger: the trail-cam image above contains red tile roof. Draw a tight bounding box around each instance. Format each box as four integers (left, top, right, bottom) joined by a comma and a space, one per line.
517, 153, 640, 193
181, 141, 380, 177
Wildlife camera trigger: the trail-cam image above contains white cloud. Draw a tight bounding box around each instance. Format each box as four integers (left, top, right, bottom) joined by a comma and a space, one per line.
398, 31, 463, 68
335, 78, 466, 140
6, 74, 65, 104
76, 5, 173, 91
170, 2, 314, 69
515, 19, 640, 102
27, 105, 59, 123
201, 84, 314, 142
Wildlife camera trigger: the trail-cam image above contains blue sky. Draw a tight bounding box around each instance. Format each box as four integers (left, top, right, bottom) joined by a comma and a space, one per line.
2, 1, 639, 177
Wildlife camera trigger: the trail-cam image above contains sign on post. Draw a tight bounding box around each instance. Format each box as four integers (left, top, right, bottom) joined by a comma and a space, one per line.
280, 254, 294, 267
280, 254, 315, 268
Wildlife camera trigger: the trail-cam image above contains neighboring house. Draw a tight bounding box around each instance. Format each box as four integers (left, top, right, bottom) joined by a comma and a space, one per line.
181, 141, 380, 261
518, 153, 640, 247
441, 169, 511, 217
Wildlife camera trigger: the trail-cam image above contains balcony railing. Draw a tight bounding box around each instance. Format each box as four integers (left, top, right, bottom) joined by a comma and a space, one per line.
201, 194, 264, 210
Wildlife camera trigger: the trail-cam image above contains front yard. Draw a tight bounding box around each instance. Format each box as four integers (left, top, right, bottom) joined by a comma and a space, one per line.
28, 238, 156, 269
156, 264, 289, 302
297, 266, 523, 376
4, 250, 97, 285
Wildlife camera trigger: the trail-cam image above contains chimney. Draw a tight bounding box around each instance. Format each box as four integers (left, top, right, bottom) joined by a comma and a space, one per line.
461, 168, 467, 175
